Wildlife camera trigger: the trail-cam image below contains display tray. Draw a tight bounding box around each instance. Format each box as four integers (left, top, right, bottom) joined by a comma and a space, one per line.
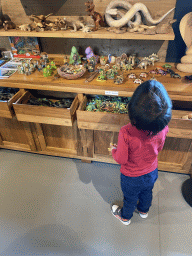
13, 91, 79, 126
77, 95, 129, 132
0, 89, 22, 118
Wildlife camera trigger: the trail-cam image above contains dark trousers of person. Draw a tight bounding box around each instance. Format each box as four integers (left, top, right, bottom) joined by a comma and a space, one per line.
120, 168, 158, 220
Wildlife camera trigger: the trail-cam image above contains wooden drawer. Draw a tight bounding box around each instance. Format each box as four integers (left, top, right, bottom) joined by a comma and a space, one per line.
13, 91, 79, 126
0, 89, 22, 118
77, 95, 129, 132
77, 95, 192, 138
168, 110, 192, 139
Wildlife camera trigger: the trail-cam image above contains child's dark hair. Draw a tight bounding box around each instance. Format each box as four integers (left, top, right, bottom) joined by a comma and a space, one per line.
128, 80, 172, 135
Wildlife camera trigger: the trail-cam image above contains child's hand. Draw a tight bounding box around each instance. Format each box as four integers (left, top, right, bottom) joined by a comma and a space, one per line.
108, 143, 117, 152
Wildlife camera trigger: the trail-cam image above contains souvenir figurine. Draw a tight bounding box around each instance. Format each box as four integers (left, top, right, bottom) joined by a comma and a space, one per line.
37, 63, 43, 71
128, 73, 136, 79
88, 64, 95, 72
114, 74, 124, 84
106, 69, 115, 79
64, 55, 68, 65
162, 64, 172, 69
50, 61, 57, 70
148, 69, 158, 75
148, 53, 159, 66
108, 54, 116, 64
112, 65, 118, 75
100, 56, 107, 66
137, 57, 152, 70
96, 69, 106, 81
85, 46, 99, 64
140, 72, 148, 78
85, 1, 105, 31
125, 63, 134, 72
134, 78, 143, 84
69, 46, 81, 65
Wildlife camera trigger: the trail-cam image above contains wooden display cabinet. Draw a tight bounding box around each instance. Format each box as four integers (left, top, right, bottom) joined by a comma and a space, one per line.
0, 60, 191, 174
0, 89, 37, 151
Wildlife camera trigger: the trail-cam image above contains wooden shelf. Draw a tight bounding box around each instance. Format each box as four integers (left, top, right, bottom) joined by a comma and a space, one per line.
0, 28, 175, 40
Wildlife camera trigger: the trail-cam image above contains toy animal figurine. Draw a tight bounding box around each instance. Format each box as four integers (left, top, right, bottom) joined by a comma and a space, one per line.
114, 74, 124, 84
148, 53, 159, 66
18, 24, 32, 32
137, 57, 152, 70
30, 13, 53, 31
105, 1, 175, 29
85, 46, 99, 64
85, 1, 105, 31
3, 20, 16, 31
69, 46, 81, 65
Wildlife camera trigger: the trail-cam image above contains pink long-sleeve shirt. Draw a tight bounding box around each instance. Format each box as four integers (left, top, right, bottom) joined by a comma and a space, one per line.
112, 123, 169, 177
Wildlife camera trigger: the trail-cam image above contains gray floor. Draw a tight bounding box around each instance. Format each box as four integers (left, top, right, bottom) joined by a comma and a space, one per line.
0, 149, 191, 256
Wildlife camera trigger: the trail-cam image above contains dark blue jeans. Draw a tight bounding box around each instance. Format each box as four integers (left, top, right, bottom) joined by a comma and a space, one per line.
120, 168, 158, 220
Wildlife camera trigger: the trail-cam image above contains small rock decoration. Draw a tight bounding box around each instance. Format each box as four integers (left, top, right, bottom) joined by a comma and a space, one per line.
28, 97, 74, 108
86, 95, 131, 114
0, 87, 19, 101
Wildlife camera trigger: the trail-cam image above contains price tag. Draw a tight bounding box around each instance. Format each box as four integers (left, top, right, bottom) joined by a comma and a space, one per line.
105, 91, 119, 96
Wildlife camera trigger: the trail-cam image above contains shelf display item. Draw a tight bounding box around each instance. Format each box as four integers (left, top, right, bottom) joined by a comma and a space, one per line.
139, 72, 148, 78
69, 46, 81, 65
105, 1, 175, 29
108, 54, 116, 64
57, 64, 86, 79
148, 53, 159, 66
128, 73, 136, 79
137, 57, 152, 69
85, 1, 105, 31
177, 12, 192, 73
114, 74, 124, 84
134, 78, 143, 84
0, 68, 17, 79
29, 13, 53, 31
9, 37, 40, 58
96, 69, 106, 81
85, 46, 99, 64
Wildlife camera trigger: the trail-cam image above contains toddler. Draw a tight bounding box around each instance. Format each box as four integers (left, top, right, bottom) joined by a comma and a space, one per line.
110, 80, 172, 225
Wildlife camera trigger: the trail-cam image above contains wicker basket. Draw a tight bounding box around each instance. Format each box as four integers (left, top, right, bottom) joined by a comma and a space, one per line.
57, 65, 86, 79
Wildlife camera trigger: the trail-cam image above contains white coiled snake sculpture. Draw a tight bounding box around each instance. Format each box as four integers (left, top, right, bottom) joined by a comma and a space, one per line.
105, 0, 175, 28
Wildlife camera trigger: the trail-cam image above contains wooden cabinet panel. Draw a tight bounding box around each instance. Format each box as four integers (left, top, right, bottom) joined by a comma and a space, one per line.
0, 90, 23, 118
158, 137, 192, 173
34, 122, 78, 156
0, 117, 36, 151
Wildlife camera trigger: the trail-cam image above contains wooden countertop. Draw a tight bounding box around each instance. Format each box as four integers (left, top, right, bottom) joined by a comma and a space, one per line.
0, 57, 192, 101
